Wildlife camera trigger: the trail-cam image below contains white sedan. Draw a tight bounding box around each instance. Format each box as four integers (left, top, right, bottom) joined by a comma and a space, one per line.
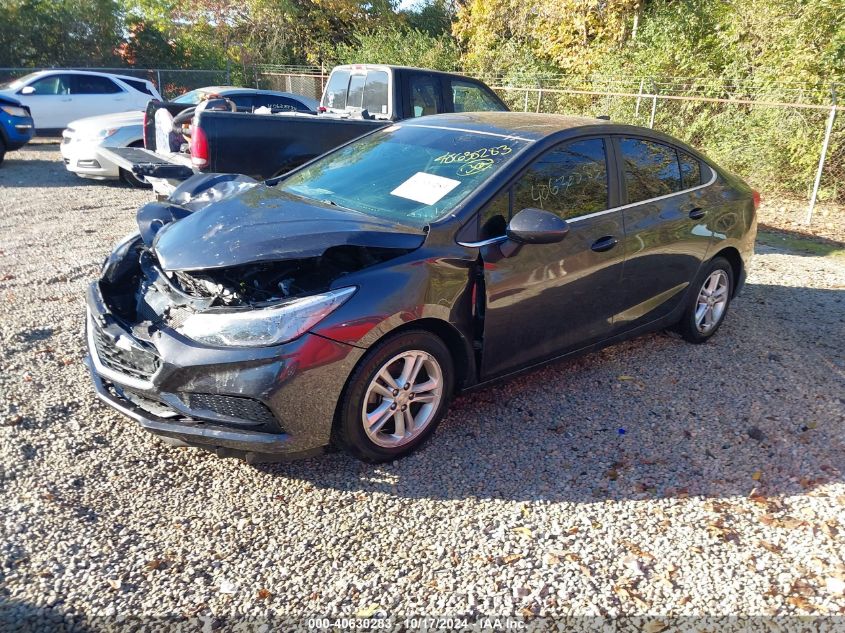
0, 70, 160, 133
60, 87, 318, 187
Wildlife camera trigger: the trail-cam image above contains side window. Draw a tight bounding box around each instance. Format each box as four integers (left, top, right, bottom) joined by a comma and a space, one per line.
513, 138, 609, 220
227, 94, 254, 109
346, 74, 366, 109
620, 137, 681, 203
451, 80, 505, 112
363, 70, 389, 116
478, 190, 512, 240
679, 150, 702, 189
409, 75, 441, 117
321, 69, 350, 110
72, 75, 122, 95
28, 74, 71, 95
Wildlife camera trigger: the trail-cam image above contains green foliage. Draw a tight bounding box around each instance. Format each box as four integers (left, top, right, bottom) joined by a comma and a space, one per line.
332, 24, 460, 70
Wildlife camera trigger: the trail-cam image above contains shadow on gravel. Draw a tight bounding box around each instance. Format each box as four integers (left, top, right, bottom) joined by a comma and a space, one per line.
256, 282, 844, 504
0, 598, 96, 632
757, 229, 845, 259
0, 144, 129, 189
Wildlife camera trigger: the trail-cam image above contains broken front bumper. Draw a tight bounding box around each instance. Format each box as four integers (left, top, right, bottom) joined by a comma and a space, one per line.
84, 281, 365, 461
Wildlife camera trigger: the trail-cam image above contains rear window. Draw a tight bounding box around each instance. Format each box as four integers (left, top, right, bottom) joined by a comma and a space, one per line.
363, 70, 389, 116
347, 75, 365, 109
322, 70, 350, 110
123, 78, 155, 96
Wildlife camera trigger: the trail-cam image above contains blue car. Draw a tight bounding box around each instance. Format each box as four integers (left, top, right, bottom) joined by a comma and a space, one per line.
0, 94, 34, 165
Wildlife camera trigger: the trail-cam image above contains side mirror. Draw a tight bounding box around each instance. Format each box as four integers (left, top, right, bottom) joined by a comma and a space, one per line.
19, 86, 35, 95
506, 208, 570, 244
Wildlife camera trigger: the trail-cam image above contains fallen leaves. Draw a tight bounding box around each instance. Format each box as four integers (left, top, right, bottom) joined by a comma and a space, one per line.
355, 604, 382, 618
511, 526, 533, 538
256, 588, 272, 600
751, 470, 763, 481
758, 540, 782, 554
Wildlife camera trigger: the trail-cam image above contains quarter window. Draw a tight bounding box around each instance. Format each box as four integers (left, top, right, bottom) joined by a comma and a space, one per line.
620, 137, 681, 203
679, 150, 702, 189
513, 138, 609, 220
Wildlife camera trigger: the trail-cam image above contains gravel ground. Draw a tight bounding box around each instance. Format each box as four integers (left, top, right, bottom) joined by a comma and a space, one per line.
1, 143, 844, 628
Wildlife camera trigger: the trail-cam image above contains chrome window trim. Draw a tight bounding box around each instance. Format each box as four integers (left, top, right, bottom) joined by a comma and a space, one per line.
457, 166, 716, 247
568, 166, 717, 224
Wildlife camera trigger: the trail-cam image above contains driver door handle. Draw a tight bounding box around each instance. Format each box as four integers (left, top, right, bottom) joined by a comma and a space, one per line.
591, 236, 618, 252
688, 207, 706, 220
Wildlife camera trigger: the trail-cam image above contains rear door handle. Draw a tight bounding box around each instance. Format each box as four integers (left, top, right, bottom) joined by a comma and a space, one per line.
591, 236, 618, 252
688, 207, 706, 220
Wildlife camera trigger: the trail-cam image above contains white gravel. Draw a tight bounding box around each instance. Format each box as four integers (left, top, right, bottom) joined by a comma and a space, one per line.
1, 143, 844, 628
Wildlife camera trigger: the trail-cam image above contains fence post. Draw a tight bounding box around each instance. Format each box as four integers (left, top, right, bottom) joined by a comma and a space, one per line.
536, 80, 542, 113
524, 89, 529, 112
635, 78, 644, 118
805, 84, 837, 225
156, 69, 161, 93
649, 80, 658, 129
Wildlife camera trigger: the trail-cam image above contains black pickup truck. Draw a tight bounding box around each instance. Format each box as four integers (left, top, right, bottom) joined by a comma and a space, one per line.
101, 65, 509, 195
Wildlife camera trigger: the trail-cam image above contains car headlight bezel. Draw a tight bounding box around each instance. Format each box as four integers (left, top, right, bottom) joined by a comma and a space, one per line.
0, 104, 29, 118
176, 286, 357, 348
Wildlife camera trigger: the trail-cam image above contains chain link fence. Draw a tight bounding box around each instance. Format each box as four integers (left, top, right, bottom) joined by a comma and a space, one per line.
1, 65, 841, 238
485, 76, 842, 239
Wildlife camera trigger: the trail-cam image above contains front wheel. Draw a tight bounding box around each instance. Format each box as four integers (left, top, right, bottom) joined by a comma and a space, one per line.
334, 330, 454, 462
0, 137, 6, 166
676, 256, 734, 343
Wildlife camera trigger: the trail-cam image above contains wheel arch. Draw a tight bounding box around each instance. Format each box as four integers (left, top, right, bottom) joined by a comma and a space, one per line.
710, 246, 744, 296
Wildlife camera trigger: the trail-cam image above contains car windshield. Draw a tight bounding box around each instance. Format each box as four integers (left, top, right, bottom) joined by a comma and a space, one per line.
0, 72, 41, 90
279, 124, 529, 227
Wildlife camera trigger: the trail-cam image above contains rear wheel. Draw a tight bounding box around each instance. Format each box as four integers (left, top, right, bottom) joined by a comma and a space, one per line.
120, 142, 151, 188
676, 256, 734, 343
334, 330, 454, 462
0, 137, 6, 166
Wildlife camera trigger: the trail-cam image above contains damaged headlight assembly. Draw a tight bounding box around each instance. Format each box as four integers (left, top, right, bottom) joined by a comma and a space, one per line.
176, 286, 356, 347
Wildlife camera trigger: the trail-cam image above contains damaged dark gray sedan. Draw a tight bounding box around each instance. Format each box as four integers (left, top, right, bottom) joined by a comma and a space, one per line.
85, 112, 757, 462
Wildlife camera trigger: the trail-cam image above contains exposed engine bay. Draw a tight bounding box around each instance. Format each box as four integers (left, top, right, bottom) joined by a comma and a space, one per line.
101, 240, 409, 329
168, 244, 403, 307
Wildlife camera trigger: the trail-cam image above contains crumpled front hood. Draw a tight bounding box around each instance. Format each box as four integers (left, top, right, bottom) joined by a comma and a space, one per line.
152, 185, 426, 271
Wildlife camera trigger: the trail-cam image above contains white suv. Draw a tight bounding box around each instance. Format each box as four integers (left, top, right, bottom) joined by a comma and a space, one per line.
0, 70, 161, 133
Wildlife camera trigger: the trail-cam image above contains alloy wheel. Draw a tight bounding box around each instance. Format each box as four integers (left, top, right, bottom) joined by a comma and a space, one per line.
361, 350, 443, 448
695, 269, 729, 333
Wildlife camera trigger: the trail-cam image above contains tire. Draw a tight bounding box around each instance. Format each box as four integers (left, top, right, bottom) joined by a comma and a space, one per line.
334, 330, 454, 462
676, 256, 734, 343
0, 136, 6, 166
120, 142, 152, 189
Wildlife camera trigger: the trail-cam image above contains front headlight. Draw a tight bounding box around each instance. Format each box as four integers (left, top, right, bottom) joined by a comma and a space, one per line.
80, 128, 118, 143
177, 286, 356, 347
0, 104, 28, 118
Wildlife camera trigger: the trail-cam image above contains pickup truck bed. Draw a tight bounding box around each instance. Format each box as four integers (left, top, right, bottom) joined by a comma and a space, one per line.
101, 65, 508, 195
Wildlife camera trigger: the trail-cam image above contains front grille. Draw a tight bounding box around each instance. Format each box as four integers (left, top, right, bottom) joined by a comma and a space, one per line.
91, 322, 161, 381
181, 393, 279, 428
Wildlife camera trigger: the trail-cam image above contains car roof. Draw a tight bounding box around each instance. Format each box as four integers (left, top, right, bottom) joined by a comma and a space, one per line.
399, 111, 701, 152
331, 64, 499, 83
31, 69, 150, 83
398, 112, 606, 141
198, 86, 313, 100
